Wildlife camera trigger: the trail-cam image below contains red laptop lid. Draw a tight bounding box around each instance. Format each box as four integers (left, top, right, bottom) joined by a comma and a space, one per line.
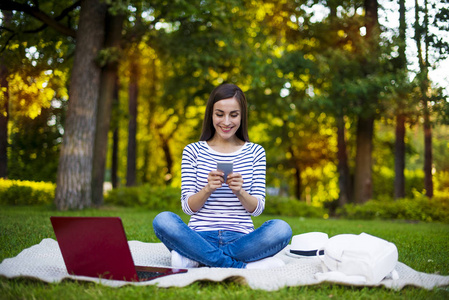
50, 216, 138, 281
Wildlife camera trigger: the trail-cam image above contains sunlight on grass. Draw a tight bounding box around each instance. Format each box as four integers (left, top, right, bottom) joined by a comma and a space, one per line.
0, 206, 448, 299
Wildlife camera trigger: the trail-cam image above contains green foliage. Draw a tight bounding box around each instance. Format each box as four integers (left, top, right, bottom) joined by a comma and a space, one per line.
9, 104, 65, 183
337, 193, 449, 223
0, 179, 55, 206
265, 196, 327, 219
104, 185, 327, 218
96, 47, 122, 67
1, 177, 447, 225
3, 0, 449, 209
104, 185, 181, 211
372, 167, 425, 199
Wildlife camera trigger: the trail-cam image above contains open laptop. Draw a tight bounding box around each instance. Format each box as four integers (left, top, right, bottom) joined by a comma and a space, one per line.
50, 216, 187, 282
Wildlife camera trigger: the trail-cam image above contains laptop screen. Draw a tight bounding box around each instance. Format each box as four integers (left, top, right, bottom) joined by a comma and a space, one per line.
51, 216, 142, 281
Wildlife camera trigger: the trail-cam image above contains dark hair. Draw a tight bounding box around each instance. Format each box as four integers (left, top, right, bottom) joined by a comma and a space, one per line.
200, 83, 249, 142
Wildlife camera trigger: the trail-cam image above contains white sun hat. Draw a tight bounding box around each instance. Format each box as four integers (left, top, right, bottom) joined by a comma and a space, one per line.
286, 232, 329, 258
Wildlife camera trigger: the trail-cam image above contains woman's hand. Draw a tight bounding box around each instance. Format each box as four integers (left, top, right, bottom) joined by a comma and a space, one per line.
226, 172, 244, 195
226, 172, 257, 213
187, 170, 224, 212
206, 170, 225, 193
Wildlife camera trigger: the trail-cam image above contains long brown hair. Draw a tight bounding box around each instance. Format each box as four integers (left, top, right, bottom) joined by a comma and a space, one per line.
199, 83, 249, 142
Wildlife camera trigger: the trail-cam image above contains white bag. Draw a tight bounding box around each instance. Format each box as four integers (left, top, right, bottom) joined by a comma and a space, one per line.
317, 233, 399, 284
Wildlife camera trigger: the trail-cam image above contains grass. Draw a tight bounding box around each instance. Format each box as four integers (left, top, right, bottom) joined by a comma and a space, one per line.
1, 205, 448, 299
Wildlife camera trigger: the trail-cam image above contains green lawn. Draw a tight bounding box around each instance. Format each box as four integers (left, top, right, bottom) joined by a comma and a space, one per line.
1, 205, 448, 299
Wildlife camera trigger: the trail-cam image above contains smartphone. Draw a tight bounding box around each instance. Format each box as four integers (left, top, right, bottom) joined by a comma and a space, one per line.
217, 162, 233, 181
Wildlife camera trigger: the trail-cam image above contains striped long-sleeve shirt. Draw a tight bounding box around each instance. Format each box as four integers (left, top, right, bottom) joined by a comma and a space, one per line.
181, 141, 266, 234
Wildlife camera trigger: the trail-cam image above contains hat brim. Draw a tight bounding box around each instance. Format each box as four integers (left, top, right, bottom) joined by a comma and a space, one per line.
284, 245, 324, 258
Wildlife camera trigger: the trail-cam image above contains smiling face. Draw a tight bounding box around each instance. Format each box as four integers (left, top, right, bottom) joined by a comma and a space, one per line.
200, 83, 249, 142
212, 97, 242, 142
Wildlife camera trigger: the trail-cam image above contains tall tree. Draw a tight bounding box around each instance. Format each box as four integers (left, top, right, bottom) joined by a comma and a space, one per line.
123, 4, 147, 187
0, 8, 10, 178
55, 0, 107, 209
91, 9, 124, 205
323, 0, 354, 206
414, 0, 433, 198
393, 0, 408, 199
412, 0, 449, 198
336, 115, 351, 205
125, 45, 139, 187
352, 0, 380, 204
0, 62, 9, 179
111, 77, 120, 189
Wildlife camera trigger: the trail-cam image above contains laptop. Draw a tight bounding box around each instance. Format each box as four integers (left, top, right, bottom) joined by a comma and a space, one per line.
50, 216, 188, 282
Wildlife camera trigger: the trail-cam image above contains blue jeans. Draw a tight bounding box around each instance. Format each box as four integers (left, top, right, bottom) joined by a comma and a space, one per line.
152, 211, 292, 268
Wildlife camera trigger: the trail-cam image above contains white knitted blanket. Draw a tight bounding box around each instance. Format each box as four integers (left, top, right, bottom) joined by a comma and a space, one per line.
0, 238, 448, 291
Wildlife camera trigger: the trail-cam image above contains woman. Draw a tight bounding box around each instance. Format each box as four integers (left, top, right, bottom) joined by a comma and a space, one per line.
153, 83, 292, 269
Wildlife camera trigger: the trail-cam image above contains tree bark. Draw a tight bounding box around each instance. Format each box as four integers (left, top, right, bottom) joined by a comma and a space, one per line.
422, 0, 433, 198
394, 0, 407, 200
91, 11, 124, 206
336, 115, 351, 205
288, 145, 302, 200
126, 50, 139, 187
141, 58, 157, 183
423, 101, 433, 197
352, 0, 378, 204
414, 0, 433, 198
160, 137, 173, 185
55, 0, 107, 210
0, 60, 8, 179
294, 164, 302, 200
353, 116, 374, 204
0, 10, 12, 179
394, 113, 406, 199
111, 79, 120, 189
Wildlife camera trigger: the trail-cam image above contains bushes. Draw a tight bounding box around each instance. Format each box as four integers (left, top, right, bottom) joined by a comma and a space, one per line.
264, 196, 327, 218
0, 179, 55, 205
104, 185, 182, 211
337, 193, 449, 223
104, 185, 327, 218
1, 178, 448, 224
0, 179, 181, 210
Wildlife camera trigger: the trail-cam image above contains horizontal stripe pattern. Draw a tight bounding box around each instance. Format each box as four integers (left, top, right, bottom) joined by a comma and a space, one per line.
181, 141, 266, 234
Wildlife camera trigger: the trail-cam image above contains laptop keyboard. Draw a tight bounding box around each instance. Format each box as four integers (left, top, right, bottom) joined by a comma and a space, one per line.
136, 270, 166, 281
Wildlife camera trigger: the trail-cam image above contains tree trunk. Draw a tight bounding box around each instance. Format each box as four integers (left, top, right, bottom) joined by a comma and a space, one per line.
55, 0, 106, 210
161, 137, 173, 185
91, 11, 124, 205
126, 50, 139, 187
294, 164, 302, 200
414, 0, 433, 198
422, 0, 433, 198
352, 0, 378, 204
0, 64, 8, 179
423, 101, 433, 197
287, 145, 302, 200
394, 0, 407, 200
0, 11, 11, 179
141, 139, 150, 184
141, 58, 157, 184
111, 127, 119, 188
364, 0, 378, 40
111, 78, 120, 189
353, 116, 374, 204
336, 115, 351, 205
394, 113, 406, 199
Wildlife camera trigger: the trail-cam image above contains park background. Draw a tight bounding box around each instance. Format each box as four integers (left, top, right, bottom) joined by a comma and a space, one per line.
0, 0, 448, 221
1, 1, 449, 299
